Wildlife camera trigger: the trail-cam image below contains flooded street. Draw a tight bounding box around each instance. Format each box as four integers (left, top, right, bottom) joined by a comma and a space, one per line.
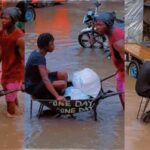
0, 0, 149, 150
25, 1, 124, 149
0, 90, 24, 149
125, 74, 150, 150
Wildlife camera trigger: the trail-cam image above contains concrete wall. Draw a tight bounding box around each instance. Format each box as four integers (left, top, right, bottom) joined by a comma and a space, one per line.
125, 0, 144, 43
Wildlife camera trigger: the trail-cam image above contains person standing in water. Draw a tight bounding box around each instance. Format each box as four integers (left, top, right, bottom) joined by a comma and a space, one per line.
95, 12, 124, 109
0, 7, 24, 117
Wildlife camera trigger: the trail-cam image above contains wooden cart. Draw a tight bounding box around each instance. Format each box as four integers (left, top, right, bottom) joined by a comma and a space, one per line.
125, 43, 150, 78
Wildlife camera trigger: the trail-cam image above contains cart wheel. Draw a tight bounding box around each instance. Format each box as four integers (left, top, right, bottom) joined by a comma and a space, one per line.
25, 6, 36, 22
16, 2, 36, 22
128, 60, 140, 78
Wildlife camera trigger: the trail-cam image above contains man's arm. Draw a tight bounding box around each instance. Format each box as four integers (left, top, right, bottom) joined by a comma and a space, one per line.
38, 65, 64, 101
113, 39, 124, 60
16, 37, 24, 59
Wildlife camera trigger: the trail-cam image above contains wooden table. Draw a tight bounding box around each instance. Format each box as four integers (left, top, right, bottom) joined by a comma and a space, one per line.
125, 43, 150, 61
125, 43, 150, 78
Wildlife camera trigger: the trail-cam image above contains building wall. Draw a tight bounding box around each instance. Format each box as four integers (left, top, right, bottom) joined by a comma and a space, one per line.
125, 0, 144, 43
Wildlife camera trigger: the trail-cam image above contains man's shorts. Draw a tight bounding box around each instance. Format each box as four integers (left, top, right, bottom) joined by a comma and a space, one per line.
48, 72, 58, 82
2, 82, 21, 102
32, 72, 58, 99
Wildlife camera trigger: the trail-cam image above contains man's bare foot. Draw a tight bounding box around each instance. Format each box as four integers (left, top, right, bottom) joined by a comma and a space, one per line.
6, 112, 17, 118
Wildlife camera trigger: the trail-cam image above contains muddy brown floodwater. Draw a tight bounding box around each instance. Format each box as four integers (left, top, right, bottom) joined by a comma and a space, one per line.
25, 1, 124, 149
125, 73, 150, 150
0, 90, 24, 149
2, 1, 149, 150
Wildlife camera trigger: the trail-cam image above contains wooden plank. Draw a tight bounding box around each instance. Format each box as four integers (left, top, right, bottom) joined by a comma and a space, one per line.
125, 43, 150, 61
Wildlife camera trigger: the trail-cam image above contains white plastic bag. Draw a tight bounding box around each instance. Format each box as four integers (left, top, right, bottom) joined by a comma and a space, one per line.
64, 86, 90, 100
72, 68, 101, 98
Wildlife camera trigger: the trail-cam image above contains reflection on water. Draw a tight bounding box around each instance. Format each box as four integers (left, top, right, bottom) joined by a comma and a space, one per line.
125, 74, 150, 150
35, 8, 71, 37
25, 1, 124, 149
0, 92, 24, 149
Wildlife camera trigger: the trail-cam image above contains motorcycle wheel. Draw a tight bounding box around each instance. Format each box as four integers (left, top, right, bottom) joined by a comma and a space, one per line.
78, 31, 105, 48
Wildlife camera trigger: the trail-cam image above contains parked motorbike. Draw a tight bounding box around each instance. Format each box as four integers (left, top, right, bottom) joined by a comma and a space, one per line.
78, 1, 106, 48
78, 0, 124, 50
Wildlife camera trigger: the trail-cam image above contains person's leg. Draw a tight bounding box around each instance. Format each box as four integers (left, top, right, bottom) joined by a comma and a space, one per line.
57, 71, 68, 81
32, 82, 60, 115
49, 71, 68, 92
4, 82, 21, 117
7, 102, 16, 116
116, 71, 125, 110
33, 81, 55, 99
119, 93, 124, 110
15, 98, 19, 106
13, 82, 21, 108
33, 72, 68, 99
52, 80, 67, 92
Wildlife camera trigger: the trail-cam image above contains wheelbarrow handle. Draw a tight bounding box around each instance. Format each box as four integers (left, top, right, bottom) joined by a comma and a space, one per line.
101, 91, 123, 99
101, 72, 117, 82
0, 89, 21, 96
94, 91, 123, 101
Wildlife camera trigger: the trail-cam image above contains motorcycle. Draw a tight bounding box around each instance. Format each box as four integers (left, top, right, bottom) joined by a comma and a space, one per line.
78, 1, 106, 49
78, 0, 124, 50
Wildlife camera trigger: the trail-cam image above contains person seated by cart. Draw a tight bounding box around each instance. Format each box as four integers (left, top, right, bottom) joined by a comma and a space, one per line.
25, 33, 68, 101
94, 12, 124, 109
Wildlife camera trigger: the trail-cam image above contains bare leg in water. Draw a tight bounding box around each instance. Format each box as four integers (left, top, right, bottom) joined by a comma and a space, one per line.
7, 102, 16, 117
119, 93, 124, 110
52, 71, 68, 93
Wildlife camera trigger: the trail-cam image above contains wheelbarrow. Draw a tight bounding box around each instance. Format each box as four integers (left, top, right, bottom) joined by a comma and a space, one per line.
30, 72, 123, 121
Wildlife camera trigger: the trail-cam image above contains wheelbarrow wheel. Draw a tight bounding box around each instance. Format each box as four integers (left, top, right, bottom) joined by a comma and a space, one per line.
127, 60, 140, 78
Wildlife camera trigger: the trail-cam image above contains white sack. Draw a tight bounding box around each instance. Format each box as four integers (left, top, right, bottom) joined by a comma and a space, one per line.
72, 68, 101, 98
